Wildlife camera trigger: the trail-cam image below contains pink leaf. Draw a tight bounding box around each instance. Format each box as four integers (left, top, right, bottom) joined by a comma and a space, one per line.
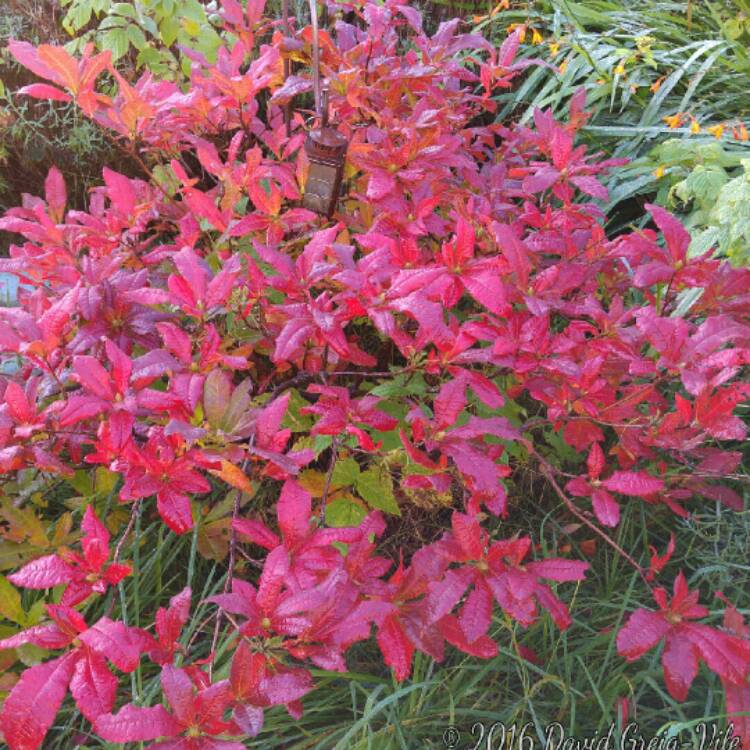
17, 83, 71, 103
591, 488, 620, 527
376, 614, 414, 682
433, 377, 466, 429
277, 480, 311, 546
601, 471, 664, 497
94, 703, 182, 743
0, 652, 77, 750
81, 505, 110, 571
661, 634, 698, 702
78, 618, 145, 672
44, 167, 67, 222
616, 609, 670, 661
69, 650, 117, 721
8, 554, 73, 589
233, 518, 280, 550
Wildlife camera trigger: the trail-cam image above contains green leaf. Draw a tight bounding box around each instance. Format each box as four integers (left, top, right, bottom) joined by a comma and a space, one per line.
99, 28, 130, 60
0, 575, 24, 626
111, 2, 137, 17
331, 457, 360, 488
356, 467, 400, 516
66, 470, 93, 496
127, 25, 148, 50
369, 373, 426, 398
159, 14, 180, 46
281, 389, 315, 432
326, 497, 367, 527
98, 14, 128, 29
312, 434, 333, 455
63, 0, 94, 33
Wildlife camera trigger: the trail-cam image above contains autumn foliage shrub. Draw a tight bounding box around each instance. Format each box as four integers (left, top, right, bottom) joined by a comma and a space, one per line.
1, 0, 750, 747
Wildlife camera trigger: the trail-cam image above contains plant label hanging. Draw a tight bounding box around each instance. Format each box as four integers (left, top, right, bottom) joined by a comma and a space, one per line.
298, 1, 349, 218
303, 105, 348, 218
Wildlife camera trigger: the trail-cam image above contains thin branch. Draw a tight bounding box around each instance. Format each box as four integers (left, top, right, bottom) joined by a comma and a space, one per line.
320, 436, 339, 524
526, 443, 649, 586
113, 500, 141, 564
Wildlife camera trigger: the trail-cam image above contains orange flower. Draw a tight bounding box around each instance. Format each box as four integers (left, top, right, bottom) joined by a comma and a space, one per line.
650, 76, 665, 93
653, 165, 666, 179
733, 122, 749, 141
663, 113, 683, 129
689, 119, 701, 134
531, 28, 543, 45
706, 124, 724, 139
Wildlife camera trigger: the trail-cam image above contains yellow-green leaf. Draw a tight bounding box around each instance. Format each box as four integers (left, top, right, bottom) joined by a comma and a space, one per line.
0, 575, 24, 625
331, 457, 360, 488
356, 467, 400, 515
326, 496, 367, 527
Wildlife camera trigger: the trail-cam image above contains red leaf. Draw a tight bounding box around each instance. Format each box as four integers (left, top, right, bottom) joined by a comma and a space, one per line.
439, 614, 498, 659
646, 203, 690, 262
229, 641, 264, 700
0, 623, 73, 651
73, 356, 114, 401
256, 546, 289, 611
586, 443, 605, 479
37, 45, 79, 91
462, 267, 507, 315
156, 490, 195, 535
724, 681, 750, 750
376, 614, 414, 682
57, 395, 109, 427
459, 581, 493, 643
160, 665, 194, 725
528, 558, 589, 582
646, 534, 675, 582
262, 667, 313, 705
3, 382, 34, 424
570, 175, 608, 200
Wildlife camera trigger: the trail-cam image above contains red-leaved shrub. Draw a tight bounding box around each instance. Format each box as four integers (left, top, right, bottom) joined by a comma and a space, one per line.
1, 0, 749, 747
